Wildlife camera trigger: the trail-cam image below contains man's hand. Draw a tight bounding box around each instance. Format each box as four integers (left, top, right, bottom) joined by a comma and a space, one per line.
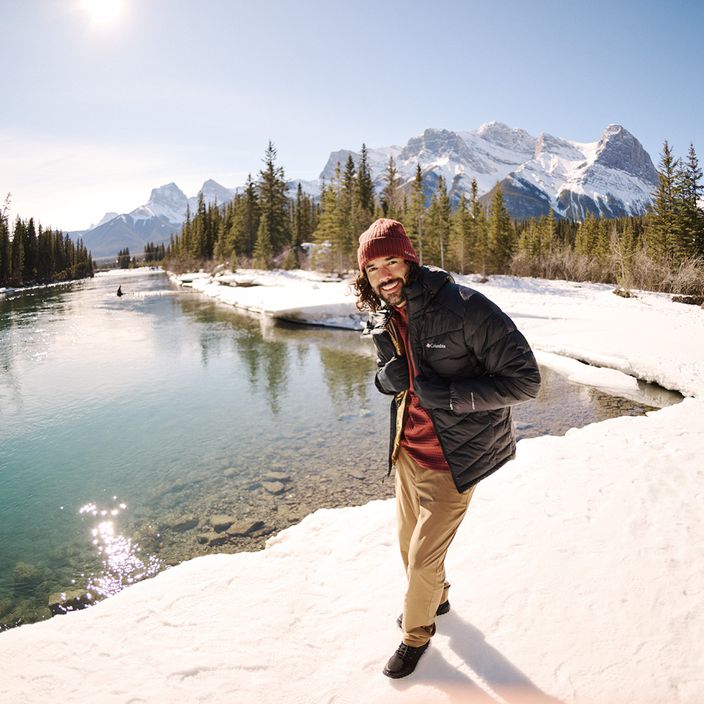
414, 369, 452, 411
377, 356, 410, 394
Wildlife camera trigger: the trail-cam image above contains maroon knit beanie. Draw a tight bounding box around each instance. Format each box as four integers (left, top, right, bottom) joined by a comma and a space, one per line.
357, 218, 419, 272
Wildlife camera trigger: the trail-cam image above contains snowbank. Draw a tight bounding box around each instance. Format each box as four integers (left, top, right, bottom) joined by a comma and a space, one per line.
2, 270, 703, 703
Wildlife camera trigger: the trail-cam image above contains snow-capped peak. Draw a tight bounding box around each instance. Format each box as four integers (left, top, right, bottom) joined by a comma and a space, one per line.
92, 212, 120, 228
476, 121, 537, 155
130, 183, 189, 224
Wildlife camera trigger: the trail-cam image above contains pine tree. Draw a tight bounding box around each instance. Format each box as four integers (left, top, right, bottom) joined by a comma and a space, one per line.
381, 156, 402, 219
538, 209, 557, 257
470, 179, 489, 276
10, 217, 26, 286
22, 218, 38, 282
312, 177, 344, 271
192, 192, 208, 259
575, 211, 595, 256
405, 164, 426, 264
450, 194, 473, 273
0, 197, 10, 286
488, 184, 514, 272
257, 141, 290, 258
677, 143, 704, 257
357, 144, 375, 216
235, 175, 261, 259
339, 155, 361, 269
646, 140, 680, 262
425, 176, 451, 268
253, 212, 273, 269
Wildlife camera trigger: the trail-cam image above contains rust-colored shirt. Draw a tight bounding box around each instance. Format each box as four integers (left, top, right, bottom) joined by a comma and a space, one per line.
393, 306, 450, 472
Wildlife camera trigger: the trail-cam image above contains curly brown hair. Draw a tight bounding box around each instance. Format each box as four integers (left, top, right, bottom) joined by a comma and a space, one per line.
351, 262, 419, 312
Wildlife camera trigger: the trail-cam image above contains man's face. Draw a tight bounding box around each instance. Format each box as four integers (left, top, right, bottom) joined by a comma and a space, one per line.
365, 255, 410, 307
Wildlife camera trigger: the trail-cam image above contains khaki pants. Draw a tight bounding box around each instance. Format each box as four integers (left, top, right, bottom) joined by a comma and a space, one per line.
395, 447, 475, 647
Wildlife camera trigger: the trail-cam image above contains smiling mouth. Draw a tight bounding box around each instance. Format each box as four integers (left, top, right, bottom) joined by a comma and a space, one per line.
380, 279, 402, 293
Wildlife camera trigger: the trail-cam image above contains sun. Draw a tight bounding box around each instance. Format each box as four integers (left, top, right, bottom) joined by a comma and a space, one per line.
80, 0, 125, 26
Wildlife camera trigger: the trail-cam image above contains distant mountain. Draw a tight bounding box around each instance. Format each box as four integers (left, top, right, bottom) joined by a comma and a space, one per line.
76, 180, 237, 258
78, 122, 659, 259
320, 122, 659, 220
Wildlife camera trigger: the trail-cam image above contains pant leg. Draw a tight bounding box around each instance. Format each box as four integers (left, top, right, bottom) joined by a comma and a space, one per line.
396, 450, 474, 647
394, 447, 420, 573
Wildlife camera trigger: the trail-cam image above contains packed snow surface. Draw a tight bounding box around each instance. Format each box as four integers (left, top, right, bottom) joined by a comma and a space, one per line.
2, 269, 703, 704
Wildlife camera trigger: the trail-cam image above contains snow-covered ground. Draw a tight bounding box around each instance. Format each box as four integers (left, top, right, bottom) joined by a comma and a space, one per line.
1, 269, 702, 704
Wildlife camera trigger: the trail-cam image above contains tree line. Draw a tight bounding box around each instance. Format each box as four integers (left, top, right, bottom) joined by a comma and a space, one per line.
0, 198, 94, 288
164, 140, 704, 294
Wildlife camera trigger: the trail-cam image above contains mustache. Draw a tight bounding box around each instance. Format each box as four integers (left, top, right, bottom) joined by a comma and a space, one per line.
378, 277, 405, 288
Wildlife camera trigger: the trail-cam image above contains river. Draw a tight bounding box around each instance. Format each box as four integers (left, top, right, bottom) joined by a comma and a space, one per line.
0, 269, 672, 629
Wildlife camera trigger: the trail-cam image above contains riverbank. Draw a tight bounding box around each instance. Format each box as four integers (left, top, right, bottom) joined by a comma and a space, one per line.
1, 269, 702, 703
171, 267, 702, 397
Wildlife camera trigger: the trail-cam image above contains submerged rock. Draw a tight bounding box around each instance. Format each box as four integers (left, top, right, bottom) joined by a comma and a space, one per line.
228, 520, 265, 537
261, 481, 286, 495
197, 532, 229, 547
263, 471, 290, 482
210, 515, 235, 533
48, 589, 96, 616
13, 562, 45, 597
163, 515, 199, 532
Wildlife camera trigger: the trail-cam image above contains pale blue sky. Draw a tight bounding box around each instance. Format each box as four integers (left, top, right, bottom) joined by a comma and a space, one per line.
1, 0, 702, 230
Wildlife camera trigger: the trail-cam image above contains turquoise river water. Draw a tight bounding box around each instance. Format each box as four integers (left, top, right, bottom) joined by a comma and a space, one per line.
0, 269, 672, 629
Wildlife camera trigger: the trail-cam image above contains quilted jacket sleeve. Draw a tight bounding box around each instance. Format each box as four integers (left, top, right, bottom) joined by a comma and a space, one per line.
449, 291, 541, 413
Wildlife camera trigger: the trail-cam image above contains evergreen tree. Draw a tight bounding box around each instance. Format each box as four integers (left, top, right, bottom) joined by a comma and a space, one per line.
312, 177, 344, 271
488, 184, 514, 272
575, 211, 594, 256
646, 140, 680, 262
257, 141, 290, 257
425, 176, 451, 268
117, 248, 131, 269
338, 155, 363, 269
0, 198, 10, 286
405, 164, 426, 264
357, 144, 375, 216
36, 224, 53, 281
539, 209, 557, 257
380, 156, 402, 219
10, 218, 26, 286
470, 179, 489, 276
235, 175, 261, 259
677, 143, 704, 257
253, 212, 273, 269
450, 194, 473, 273
22, 218, 38, 282
192, 192, 208, 259
289, 182, 306, 268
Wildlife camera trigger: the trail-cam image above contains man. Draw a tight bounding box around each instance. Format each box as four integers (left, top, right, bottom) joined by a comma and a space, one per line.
354, 218, 541, 679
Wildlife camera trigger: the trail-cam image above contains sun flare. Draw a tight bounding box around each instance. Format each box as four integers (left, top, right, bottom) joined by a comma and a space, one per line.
80, 0, 124, 26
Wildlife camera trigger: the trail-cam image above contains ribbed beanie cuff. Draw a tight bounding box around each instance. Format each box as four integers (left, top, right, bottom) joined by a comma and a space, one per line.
357, 218, 419, 272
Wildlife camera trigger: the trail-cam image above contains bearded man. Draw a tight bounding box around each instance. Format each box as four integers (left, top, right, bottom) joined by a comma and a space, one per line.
354, 218, 541, 679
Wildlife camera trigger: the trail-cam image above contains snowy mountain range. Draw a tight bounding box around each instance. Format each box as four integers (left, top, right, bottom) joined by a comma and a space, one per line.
77, 122, 659, 258
76, 180, 237, 258
318, 122, 659, 221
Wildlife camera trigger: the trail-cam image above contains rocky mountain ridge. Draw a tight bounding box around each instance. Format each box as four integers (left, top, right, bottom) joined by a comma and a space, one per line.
78, 122, 659, 258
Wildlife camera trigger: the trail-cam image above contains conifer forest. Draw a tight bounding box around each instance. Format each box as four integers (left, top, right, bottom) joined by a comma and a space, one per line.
0, 196, 94, 288
165, 140, 704, 295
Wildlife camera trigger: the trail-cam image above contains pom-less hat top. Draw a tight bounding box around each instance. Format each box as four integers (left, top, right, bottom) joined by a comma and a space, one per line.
357, 218, 419, 272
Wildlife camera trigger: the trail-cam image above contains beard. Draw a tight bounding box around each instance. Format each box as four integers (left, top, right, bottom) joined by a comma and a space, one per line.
376, 277, 406, 307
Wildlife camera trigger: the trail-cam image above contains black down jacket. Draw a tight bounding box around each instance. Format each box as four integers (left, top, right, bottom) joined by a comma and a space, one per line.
366, 266, 541, 493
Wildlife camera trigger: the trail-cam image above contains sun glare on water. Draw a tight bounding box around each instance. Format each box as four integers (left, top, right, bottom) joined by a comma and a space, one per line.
80, 0, 125, 26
